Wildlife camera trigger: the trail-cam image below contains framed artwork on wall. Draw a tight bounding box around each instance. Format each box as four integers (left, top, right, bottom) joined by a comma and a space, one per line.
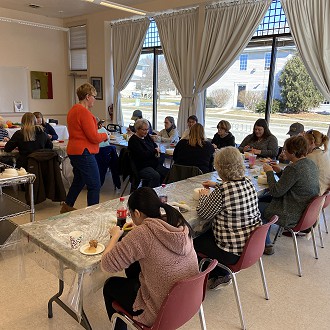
30, 71, 53, 99
90, 77, 103, 100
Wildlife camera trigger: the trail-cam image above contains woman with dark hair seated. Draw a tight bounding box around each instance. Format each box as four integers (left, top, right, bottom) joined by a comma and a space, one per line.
194, 147, 261, 290
102, 187, 198, 329
259, 135, 320, 255
33, 111, 58, 141
173, 123, 214, 173
238, 118, 278, 158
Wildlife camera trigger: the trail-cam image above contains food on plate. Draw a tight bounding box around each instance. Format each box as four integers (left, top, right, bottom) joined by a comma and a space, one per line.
260, 157, 273, 163
109, 135, 116, 139
86, 239, 98, 253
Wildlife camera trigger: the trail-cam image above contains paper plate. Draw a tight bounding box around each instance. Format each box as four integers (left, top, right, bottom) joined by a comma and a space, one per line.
80, 243, 105, 255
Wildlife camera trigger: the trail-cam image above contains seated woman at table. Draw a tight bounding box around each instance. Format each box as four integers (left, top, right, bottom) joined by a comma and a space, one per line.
173, 123, 214, 173
128, 119, 168, 188
33, 112, 58, 141
95, 119, 121, 189
259, 136, 320, 255
181, 115, 198, 140
102, 187, 199, 329
0, 115, 9, 142
211, 120, 235, 149
4, 112, 53, 169
238, 118, 278, 158
304, 129, 330, 195
152, 116, 179, 143
194, 147, 262, 290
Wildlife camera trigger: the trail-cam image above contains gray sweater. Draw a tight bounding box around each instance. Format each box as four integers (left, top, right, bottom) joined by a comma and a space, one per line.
265, 158, 319, 227
239, 134, 278, 158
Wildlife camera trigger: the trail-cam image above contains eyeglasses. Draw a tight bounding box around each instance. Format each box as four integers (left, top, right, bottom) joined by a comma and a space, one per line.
89, 94, 97, 99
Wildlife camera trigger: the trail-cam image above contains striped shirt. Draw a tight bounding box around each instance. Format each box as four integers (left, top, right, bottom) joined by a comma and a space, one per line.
197, 177, 261, 255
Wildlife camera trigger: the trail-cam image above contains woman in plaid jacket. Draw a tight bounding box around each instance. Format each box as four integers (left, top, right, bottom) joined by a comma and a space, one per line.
194, 146, 262, 290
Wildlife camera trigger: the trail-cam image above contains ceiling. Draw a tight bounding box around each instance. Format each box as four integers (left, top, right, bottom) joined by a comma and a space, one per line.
0, 0, 152, 19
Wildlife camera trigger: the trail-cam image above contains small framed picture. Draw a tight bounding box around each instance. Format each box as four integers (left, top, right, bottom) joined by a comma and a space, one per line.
90, 77, 103, 100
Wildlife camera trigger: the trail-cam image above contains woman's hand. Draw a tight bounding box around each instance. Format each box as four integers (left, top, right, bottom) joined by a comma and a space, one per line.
263, 164, 273, 172
243, 145, 251, 152
202, 180, 216, 188
3, 137, 9, 142
212, 143, 217, 149
110, 226, 123, 238
270, 163, 281, 173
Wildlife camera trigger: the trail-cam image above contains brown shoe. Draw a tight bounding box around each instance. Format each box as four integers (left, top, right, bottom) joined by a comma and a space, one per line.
60, 203, 77, 214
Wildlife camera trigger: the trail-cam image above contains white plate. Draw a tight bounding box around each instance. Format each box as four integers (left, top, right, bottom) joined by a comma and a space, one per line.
79, 243, 105, 255
52, 140, 59, 143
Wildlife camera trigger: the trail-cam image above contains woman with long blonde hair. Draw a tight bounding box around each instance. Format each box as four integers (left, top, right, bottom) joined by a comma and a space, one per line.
304, 129, 330, 195
173, 123, 214, 173
4, 112, 52, 169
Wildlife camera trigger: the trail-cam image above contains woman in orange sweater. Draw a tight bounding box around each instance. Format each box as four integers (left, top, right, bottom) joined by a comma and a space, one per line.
60, 83, 108, 213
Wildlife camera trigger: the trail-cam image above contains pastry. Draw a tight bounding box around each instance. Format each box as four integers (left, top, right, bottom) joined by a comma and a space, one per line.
86, 239, 98, 253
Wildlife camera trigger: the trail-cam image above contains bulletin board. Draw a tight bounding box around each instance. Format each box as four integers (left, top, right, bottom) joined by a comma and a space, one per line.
0, 67, 29, 113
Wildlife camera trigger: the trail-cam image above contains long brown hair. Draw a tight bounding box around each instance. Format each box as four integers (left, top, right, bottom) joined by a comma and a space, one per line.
21, 112, 37, 141
188, 123, 205, 147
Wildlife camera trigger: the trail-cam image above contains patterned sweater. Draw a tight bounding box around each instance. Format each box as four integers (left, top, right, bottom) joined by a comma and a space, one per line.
101, 218, 199, 326
197, 177, 261, 255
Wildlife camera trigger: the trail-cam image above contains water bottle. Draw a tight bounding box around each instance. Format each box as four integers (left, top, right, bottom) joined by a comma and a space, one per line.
116, 197, 127, 228
159, 184, 168, 203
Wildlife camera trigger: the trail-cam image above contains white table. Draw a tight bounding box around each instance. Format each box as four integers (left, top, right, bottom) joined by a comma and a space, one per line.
6, 125, 69, 140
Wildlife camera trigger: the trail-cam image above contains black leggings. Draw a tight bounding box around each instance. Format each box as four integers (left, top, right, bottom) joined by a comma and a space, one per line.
103, 262, 142, 330
193, 229, 240, 278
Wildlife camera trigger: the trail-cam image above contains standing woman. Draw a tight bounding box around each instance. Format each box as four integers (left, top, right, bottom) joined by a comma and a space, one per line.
153, 116, 179, 143
33, 112, 58, 141
211, 120, 235, 149
238, 118, 278, 158
4, 112, 52, 169
60, 83, 108, 213
102, 187, 198, 329
173, 123, 214, 173
304, 129, 330, 195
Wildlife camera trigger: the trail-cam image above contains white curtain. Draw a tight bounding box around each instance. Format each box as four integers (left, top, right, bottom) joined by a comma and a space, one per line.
192, 0, 272, 118
154, 9, 198, 135
111, 18, 150, 125
281, 0, 330, 100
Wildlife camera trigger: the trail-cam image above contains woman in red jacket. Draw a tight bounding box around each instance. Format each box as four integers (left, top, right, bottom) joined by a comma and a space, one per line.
60, 83, 108, 213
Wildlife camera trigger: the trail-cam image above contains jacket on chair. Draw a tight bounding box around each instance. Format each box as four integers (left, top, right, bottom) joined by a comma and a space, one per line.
26, 150, 66, 205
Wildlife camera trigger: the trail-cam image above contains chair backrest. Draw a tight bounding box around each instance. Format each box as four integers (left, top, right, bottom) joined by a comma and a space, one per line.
322, 190, 330, 209
151, 259, 217, 330
292, 195, 326, 232
118, 148, 140, 190
231, 215, 278, 272
106, 123, 122, 134
164, 164, 202, 184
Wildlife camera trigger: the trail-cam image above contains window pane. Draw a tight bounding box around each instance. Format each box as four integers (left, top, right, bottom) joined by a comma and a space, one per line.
156, 54, 180, 132
121, 53, 154, 128
240, 54, 248, 71
69, 25, 87, 71
70, 49, 87, 71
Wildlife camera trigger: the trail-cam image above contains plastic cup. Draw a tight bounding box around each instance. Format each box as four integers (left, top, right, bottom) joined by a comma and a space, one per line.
69, 231, 83, 249
248, 154, 257, 168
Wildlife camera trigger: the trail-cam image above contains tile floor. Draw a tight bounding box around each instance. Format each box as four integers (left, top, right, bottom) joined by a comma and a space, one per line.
1, 175, 330, 330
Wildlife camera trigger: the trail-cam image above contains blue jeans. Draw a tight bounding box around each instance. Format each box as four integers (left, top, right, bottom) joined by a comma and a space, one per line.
258, 201, 272, 245
66, 149, 101, 207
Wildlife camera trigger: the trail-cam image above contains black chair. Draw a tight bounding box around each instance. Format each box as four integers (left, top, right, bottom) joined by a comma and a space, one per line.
106, 124, 122, 134
118, 148, 144, 196
164, 164, 203, 184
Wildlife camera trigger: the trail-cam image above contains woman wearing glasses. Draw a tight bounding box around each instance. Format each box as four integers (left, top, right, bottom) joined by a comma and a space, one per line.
60, 83, 108, 213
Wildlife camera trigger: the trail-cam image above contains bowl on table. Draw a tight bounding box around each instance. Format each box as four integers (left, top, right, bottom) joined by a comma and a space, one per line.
165, 148, 174, 155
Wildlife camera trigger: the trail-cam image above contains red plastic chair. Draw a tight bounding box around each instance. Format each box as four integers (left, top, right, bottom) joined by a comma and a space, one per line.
273, 194, 326, 277
321, 190, 330, 234
110, 259, 218, 330
198, 215, 278, 330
